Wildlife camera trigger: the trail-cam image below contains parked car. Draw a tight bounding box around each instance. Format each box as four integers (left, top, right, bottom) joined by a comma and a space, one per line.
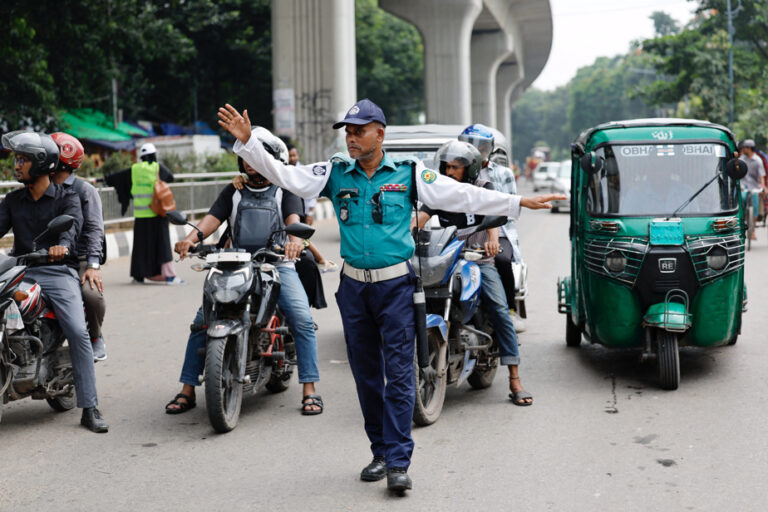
550, 160, 571, 213
532, 161, 560, 191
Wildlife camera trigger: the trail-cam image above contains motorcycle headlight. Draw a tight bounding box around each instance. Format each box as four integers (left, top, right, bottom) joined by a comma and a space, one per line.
605, 250, 627, 273
208, 270, 249, 303
706, 245, 728, 270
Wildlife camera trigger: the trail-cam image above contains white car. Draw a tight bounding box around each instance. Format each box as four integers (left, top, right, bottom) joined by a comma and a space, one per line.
532, 161, 561, 192
549, 160, 571, 213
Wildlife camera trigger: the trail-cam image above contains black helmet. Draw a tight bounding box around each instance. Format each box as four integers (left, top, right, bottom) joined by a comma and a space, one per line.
2, 131, 60, 179
435, 140, 482, 183
251, 126, 289, 164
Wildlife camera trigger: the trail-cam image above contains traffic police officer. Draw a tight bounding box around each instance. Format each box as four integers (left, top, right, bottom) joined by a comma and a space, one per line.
217, 100, 564, 495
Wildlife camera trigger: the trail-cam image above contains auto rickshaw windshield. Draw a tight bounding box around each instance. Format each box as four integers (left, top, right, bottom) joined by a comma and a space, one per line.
585, 143, 740, 216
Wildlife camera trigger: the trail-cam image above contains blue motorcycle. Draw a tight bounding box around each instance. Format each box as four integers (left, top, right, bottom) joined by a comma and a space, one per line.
410, 216, 507, 425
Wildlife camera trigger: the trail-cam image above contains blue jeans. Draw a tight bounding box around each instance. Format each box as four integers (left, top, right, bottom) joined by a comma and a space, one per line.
478, 263, 520, 366
179, 266, 319, 385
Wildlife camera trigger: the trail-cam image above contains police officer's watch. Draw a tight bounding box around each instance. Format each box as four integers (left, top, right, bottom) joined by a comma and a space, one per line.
87, 262, 101, 270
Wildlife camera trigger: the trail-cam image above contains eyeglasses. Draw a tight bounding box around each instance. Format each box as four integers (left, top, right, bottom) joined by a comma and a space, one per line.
371, 192, 383, 224
14, 155, 30, 165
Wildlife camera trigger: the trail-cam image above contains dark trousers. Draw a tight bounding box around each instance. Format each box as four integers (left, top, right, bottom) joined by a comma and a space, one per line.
335, 272, 416, 470
494, 236, 516, 308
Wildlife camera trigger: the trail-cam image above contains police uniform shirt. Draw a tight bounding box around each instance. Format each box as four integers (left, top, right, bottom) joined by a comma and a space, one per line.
233, 136, 522, 270
207, 183, 303, 267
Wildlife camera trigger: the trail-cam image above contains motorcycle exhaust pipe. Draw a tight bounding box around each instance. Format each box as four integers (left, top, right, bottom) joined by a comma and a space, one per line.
414, 277, 430, 369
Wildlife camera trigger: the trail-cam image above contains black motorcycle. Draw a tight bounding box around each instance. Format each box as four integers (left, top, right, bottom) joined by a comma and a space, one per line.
0, 215, 79, 423
168, 211, 315, 433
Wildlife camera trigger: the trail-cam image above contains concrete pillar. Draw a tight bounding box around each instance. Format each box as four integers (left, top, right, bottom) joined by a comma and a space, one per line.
379, 0, 483, 125
495, 60, 523, 146
272, 0, 356, 162
470, 29, 513, 127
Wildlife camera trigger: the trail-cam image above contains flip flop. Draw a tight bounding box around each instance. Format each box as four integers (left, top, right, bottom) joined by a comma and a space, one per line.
509, 390, 533, 406
165, 393, 196, 414
301, 394, 324, 415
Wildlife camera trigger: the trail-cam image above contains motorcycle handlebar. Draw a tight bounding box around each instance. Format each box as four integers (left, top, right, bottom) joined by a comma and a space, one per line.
17, 248, 69, 266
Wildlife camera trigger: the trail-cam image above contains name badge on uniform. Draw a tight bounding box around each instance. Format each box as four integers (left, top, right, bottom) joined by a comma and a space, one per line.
380, 184, 408, 192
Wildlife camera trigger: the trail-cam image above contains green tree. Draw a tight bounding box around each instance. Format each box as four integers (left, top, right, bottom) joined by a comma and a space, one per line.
650, 11, 681, 36
355, 0, 424, 124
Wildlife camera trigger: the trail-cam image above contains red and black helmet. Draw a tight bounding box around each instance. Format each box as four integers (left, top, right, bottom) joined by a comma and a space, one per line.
51, 132, 85, 170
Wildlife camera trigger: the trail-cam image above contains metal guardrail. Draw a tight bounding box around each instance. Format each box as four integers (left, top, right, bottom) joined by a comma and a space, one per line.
0, 172, 239, 226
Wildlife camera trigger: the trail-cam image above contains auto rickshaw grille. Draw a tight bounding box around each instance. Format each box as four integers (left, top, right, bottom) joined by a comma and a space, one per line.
685, 234, 745, 284
584, 237, 648, 285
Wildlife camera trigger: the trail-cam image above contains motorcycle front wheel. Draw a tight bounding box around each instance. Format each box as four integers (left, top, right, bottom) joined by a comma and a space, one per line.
205, 335, 244, 433
413, 330, 447, 426
46, 391, 75, 412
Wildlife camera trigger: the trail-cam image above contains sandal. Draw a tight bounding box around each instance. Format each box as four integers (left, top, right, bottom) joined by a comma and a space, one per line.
509, 377, 533, 406
301, 394, 324, 416
165, 393, 196, 414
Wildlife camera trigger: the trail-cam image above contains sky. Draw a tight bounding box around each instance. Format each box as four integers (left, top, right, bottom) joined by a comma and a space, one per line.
532, 0, 699, 90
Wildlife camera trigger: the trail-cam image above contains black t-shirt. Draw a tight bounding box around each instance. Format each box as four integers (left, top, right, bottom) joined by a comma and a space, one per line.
421, 181, 495, 229
208, 184, 303, 225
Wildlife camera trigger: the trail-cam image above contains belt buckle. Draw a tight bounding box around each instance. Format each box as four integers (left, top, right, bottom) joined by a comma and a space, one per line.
364, 269, 372, 283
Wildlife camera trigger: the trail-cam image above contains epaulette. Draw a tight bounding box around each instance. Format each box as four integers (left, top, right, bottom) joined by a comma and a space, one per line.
330, 152, 355, 168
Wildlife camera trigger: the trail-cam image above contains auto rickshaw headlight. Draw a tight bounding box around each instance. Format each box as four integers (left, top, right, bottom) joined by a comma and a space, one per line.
706, 245, 728, 270
605, 250, 627, 273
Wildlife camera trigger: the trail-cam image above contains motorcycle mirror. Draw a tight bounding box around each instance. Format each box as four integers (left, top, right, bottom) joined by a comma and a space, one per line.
284, 222, 315, 240
32, 215, 75, 249
726, 158, 748, 180
580, 152, 604, 175
166, 210, 188, 226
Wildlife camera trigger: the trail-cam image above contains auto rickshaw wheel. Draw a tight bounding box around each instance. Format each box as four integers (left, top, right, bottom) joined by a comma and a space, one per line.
565, 313, 582, 347
656, 330, 680, 391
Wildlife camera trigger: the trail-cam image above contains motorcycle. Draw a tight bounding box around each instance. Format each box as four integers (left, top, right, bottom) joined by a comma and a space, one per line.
0, 215, 78, 423
410, 215, 507, 425
167, 211, 315, 433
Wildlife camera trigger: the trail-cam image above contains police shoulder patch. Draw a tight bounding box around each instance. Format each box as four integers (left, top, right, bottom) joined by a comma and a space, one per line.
312, 164, 326, 176
421, 169, 437, 184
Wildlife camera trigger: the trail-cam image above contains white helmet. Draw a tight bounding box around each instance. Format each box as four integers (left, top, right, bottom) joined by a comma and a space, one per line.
251, 127, 289, 164
138, 143, 157, 158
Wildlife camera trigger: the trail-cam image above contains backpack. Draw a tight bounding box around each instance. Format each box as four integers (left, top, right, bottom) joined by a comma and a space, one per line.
232, 185, 283, 253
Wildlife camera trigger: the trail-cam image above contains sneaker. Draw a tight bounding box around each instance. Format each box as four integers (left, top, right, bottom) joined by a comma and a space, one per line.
510, 310, 527, 333
92, 336, 107, 362
318, 260, 338, 273
165, 277, 187, 285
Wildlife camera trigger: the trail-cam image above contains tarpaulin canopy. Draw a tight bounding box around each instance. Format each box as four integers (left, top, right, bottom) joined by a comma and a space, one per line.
58, 109, 149, 141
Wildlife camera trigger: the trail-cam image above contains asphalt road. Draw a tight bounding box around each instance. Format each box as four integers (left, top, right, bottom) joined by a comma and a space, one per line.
1, 180, 767, 512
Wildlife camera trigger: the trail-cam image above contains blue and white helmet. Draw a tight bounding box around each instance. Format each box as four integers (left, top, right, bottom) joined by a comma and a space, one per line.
459, 123, 495, 162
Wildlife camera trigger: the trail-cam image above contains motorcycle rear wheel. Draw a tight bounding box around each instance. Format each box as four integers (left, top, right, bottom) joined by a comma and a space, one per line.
413, 330, 446, 426
205, 335, 244, 433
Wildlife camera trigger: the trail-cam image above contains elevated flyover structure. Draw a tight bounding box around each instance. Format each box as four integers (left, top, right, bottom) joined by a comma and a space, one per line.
271, 0, 552, 161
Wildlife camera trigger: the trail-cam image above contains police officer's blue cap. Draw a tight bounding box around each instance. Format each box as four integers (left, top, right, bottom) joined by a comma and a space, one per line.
332, 99, 387, 129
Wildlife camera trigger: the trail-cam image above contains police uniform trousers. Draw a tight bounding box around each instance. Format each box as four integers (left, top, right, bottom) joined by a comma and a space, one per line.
335, 269, 416, 470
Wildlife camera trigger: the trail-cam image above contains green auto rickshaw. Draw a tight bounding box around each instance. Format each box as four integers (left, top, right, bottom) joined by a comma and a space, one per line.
557, 118, 749, 390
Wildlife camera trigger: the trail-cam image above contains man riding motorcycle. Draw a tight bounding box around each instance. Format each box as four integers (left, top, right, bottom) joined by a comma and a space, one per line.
0, 130, 108, 432
166, 127, 323, 416
415, 140, 532, 406
459, 124, 524, 330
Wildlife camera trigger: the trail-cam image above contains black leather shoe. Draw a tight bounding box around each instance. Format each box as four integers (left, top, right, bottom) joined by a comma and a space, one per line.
81, 407, 109, 433
360, 456, 387, 481
387, 467, 412, 494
